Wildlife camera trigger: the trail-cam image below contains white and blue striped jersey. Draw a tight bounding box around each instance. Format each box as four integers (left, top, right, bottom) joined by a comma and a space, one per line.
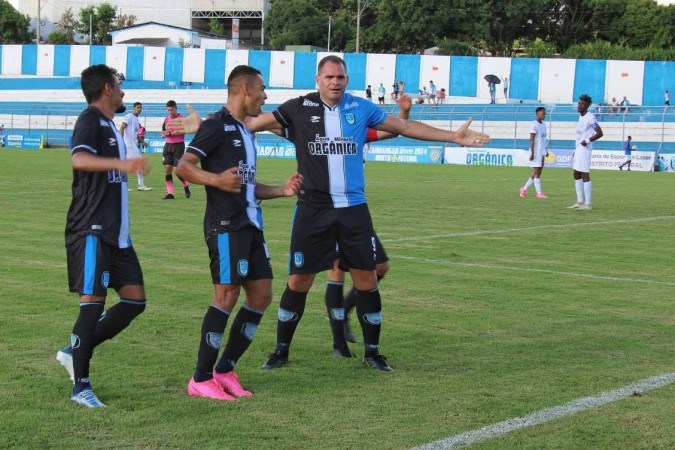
66, 106, 131, 248
272, 92, 387, 208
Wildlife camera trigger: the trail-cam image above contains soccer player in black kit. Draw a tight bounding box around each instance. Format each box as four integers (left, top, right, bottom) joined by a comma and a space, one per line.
56, 64, 151, 408
176, 65, 303, 400
175, 56, 490, 373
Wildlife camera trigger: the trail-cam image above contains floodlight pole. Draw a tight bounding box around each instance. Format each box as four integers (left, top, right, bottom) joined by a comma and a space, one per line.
327, 16, 332, 52
36, 0, 41, 43
355, 0, 370, 53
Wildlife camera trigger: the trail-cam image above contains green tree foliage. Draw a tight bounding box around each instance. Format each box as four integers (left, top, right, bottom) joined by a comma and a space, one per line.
524, 38, 558, 58
265, 0, 329, 50
77, 3, 117, 45
209, 18, 226, 36
435, 38, 479, 56
47, 7, 77, 44
114, 14, 136, 29
0, 0, 32, 44
619, 0, 660, 48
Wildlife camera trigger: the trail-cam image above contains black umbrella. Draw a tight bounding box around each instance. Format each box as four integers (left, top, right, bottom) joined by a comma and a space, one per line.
484, 74, 501, 84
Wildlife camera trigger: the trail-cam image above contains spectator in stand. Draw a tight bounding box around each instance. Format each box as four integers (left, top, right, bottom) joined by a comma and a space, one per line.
437, 88, 446, 104
365, 85, 373, 102
620, 96, 631, 112
391, 82, 400, 100
377, 83, 386, 105
609, 97, 619, 114
664, 90, 670, 106
595, 102, 604, 121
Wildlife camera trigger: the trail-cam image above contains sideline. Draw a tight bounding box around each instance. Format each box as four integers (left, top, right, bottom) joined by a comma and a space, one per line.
414, 373, 675, 449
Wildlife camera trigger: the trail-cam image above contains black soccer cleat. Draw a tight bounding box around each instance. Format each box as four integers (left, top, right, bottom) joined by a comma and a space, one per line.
261, 350, 288, 369
362, 354, 393, 372
163, 194, 175, 200
333, 344, 355, 358
184, 186, 191, 198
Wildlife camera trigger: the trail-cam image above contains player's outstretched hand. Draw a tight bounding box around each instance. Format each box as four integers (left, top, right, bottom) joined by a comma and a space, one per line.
397, 94, 412, 114
453, 118, 491, 147
215, 166, 244, 193
122, 157, 152, 175
282, 172, 304, 196
172, 104, 202, 134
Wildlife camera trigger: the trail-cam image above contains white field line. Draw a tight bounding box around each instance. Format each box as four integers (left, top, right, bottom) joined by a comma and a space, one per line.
392, 255, 675, 287
414, 372, 675, 450
381, 215, 675, 244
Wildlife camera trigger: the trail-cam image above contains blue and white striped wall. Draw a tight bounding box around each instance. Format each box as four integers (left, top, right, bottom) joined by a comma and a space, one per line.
1, 44, 673, 105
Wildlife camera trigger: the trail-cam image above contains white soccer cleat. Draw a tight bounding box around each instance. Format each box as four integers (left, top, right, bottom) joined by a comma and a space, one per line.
56, 347, 75, 384
566, 203, 582, 209
577, 204, 592, 210
70, 388, 106, 408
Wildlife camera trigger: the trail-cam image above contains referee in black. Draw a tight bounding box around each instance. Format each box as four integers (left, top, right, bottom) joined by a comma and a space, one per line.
56, 64, 151, 408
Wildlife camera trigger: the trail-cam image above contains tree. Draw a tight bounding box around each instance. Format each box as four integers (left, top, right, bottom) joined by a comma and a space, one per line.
77, 3, 117, 45
265, 0, 329, 50
619, 0, 660, 48
0, 0, 32, 44
209, 18, 226, 36
48, 7, 77, 44
115, 14, 136, 29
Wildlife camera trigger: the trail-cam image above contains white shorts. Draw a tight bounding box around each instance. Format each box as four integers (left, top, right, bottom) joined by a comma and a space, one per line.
529, 154, 546, 168
624, 155, 632, 161
573, 146, 591, 172
126, 143, 141, 159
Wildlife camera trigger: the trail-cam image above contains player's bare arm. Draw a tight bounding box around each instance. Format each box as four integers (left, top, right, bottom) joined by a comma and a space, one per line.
373, 94, 412, 141
176, 152, 243, 193
71, 151, 151, 174
256, 172, 304, 200
529, 133, 536, 161
376, 116, 490, 147
581, 126, 604, 146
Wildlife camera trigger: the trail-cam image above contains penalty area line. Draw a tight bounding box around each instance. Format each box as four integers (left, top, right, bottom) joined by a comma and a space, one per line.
414, 372, 675, 450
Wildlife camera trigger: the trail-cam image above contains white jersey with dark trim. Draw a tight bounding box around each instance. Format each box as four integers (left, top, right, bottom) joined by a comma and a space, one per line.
272, 92, 387, 208
530, 120, 548, 158
66, 106, 131, 248
186, 107, 263, 235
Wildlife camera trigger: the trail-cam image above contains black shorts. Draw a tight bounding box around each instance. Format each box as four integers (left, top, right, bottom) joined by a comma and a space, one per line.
337, 233, 388, 271
206, 227, 273, 285
289, 203, 377, 274
66, 235, 144, 297
163, 142, 185, 167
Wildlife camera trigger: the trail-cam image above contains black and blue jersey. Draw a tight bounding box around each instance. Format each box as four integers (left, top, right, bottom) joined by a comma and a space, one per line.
273, 92, 387, 208
66, 106, 130, 248
186, 107, 262, 236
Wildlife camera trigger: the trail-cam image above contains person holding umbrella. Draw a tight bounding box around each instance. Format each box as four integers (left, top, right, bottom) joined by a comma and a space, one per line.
485, 74, 500, 104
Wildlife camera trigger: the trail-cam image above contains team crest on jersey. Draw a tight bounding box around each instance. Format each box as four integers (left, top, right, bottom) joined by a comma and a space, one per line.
101, 271, 110, 288
345, 113, 355, 125
237, 259, 249, 277
224, 125, 237, 132
293, 252, 304, 268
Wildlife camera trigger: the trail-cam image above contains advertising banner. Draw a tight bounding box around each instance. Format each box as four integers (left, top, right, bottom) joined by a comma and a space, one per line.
4, 134, 43, 149
655, 153, 675, 172
365, 145, 444, 164
443, 147, 530, 166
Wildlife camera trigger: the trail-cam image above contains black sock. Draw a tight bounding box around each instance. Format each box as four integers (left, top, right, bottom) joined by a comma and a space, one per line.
343, 287, 357, 317
165, 174, 173, 182
194, 305, 230, 382
275, 285, 308, 354
355, 288, 382, 357
325, 281, 347, 348
71, 302, 105, 384
94, 299, 146, 347
216, 305, 264, 373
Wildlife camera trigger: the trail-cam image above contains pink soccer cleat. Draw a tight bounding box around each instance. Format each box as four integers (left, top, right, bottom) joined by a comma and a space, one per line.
213, 370, 253, 398
187, 377, 236, 401
519, 187, 527, 198
536, 192, 548, 199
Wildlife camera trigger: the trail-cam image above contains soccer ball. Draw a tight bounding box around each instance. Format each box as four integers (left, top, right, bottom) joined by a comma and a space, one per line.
631, 145, 637, 150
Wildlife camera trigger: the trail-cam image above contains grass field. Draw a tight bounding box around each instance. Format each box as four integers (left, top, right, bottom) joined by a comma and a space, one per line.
1, 148, 673, 449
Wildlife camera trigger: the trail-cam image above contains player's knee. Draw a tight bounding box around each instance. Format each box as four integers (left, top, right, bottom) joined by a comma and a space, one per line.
376, 262, 389, 279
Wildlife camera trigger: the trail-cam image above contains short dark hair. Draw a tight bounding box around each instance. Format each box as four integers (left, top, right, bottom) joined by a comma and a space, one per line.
536, 107, 546, 113
579, 94, 592, 104
627, 135, 632, 140
227, 65, 262, 94
80, 64, 118, 104
166, 100, 177, 108
317, 55, 347, 73
133, 102, 142, 108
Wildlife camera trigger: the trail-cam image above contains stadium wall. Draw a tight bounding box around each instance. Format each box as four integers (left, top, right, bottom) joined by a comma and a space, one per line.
1, 45, 674, 106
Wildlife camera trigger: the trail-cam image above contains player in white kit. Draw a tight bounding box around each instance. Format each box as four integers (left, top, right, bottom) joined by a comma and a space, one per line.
568, 94, 603, 210
120, 102, 152, 191
520, 107, 549, 199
